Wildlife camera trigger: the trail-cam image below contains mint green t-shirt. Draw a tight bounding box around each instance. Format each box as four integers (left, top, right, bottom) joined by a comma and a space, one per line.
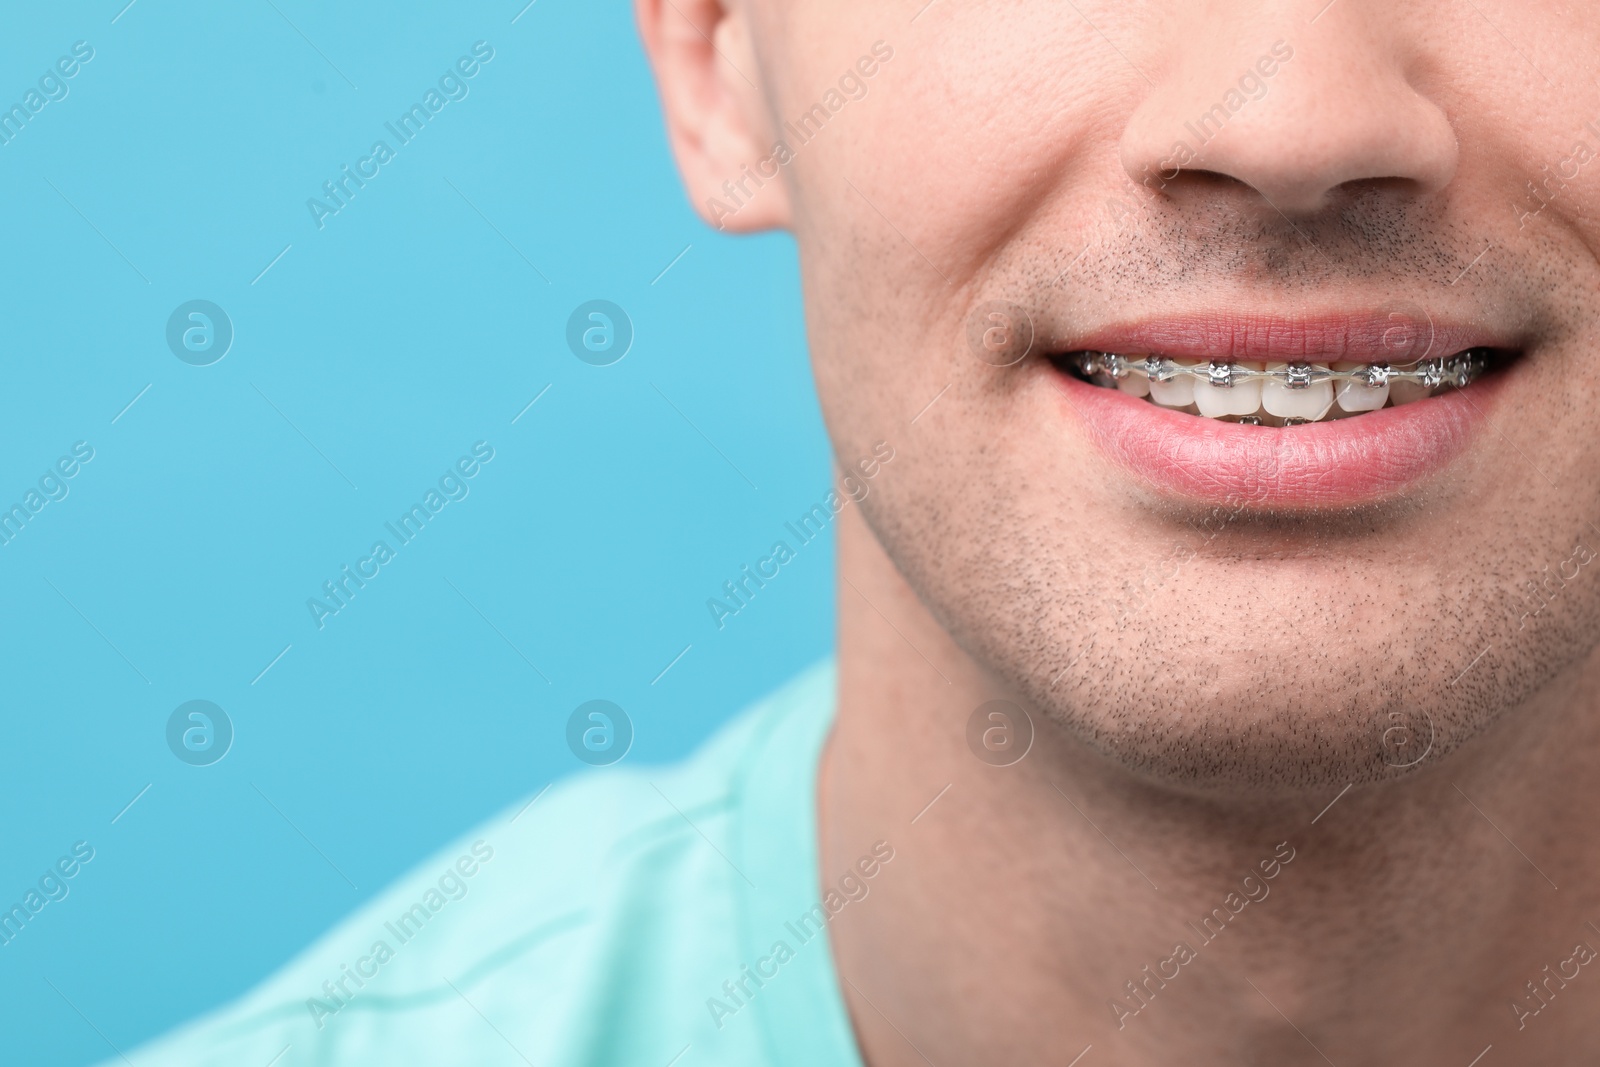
110, 662, 866, 1067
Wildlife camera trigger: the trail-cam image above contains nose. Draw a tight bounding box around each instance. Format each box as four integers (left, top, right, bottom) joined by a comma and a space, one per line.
1119, 14, 1458, 215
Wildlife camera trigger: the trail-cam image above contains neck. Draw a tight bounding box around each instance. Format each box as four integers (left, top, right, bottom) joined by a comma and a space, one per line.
820, 505, 1600, 1067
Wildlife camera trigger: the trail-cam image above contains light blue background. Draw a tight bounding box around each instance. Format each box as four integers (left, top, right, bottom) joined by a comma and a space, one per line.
0, 3, 832, 1062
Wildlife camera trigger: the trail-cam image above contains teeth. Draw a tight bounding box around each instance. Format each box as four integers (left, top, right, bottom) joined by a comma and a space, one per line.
1193, 360, 1264, 418
1261, 362, 1334, 421
1072, 349, 1491, 424
1148, 364, 1195, 408
1116, 374, 1151, 398
1388, 379, 1430, 406
1332, 360, 1388, 412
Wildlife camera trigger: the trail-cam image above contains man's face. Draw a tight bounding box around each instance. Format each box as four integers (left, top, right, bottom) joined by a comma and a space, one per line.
723, 1, 1600, 790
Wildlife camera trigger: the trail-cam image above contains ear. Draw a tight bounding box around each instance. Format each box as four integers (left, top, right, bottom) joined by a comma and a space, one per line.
636, 0, 791, 232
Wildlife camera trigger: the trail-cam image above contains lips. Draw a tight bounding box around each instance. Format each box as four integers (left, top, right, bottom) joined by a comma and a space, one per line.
1066, 311, 1490, 364
1043, 312, 1520, 508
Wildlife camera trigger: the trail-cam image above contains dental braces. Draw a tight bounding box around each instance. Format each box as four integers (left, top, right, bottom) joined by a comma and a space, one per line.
1073, 349, 1490, 391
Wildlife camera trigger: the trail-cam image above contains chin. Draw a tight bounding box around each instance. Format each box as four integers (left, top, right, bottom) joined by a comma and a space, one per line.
864, 476, 1599, 797
1029, 639, 1480, 796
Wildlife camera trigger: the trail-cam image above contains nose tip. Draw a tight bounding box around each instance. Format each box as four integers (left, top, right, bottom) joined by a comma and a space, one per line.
1120, 34, 1458, 215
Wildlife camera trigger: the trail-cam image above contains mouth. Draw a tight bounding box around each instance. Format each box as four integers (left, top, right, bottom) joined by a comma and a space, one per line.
1042, 313, 1523, 508
1056, 347, 1511, 426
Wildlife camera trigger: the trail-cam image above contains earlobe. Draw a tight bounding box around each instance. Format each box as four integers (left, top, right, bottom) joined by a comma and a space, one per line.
635, 0, 791, 232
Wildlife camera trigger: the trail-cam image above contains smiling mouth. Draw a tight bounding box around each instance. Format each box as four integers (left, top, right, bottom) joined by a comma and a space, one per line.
1055, 347, 1516, 426
1040, 312, 1524, 505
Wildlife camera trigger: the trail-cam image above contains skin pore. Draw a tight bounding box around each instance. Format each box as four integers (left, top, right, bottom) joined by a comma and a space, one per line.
638, 1, 1600, 1063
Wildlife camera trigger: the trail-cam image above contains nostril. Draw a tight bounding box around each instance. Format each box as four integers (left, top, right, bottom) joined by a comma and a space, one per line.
1142, 167, 1251, 194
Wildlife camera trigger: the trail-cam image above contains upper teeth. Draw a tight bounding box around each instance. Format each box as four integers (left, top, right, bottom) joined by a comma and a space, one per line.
1261, 362, 1334, 420
1077, 350, 1488, 423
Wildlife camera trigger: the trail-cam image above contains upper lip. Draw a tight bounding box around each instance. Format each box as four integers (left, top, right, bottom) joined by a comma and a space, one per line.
1063, 311, 1517, 364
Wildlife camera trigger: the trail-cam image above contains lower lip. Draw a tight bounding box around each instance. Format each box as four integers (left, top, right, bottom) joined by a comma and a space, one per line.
1049, 369, 1504, 507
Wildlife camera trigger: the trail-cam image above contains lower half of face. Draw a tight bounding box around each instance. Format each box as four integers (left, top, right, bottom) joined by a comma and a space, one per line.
771, 0, 1600, 791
